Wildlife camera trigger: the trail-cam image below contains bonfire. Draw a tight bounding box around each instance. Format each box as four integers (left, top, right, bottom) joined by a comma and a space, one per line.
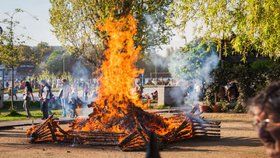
26, 14, 220, 151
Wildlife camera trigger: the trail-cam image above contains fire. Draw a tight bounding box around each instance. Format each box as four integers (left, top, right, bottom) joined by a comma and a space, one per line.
27, 15, 201, 150
70, 14, 193, 137
72, 15, 144, 132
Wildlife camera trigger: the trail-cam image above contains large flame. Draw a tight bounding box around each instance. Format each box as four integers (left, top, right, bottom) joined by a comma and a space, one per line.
71, 15, 192, 137
96, 15, 144, 110
73, 15, 145, 132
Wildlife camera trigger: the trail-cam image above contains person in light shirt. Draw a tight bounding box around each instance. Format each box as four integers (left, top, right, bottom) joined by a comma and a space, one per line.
58, 79, 71, 117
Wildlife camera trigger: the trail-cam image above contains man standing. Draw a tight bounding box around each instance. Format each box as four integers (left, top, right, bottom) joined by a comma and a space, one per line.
59, 79, 71, 117
40, 80, 51, 119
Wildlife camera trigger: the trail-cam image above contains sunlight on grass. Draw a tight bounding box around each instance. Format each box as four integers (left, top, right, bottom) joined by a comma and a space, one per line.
0, 109, 62, 121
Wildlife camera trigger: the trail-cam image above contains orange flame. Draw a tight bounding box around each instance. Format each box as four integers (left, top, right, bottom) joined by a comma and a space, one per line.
73, 15, 145, 132
71, 15, 192, 137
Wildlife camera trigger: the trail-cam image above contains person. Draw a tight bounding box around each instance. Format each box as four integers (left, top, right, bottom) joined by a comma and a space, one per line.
83, 83, 89, 101
249, 81, 280, 158
40, 80, 52, 119
68, 86, 81, 118
8, 85, 18, 100
5, 81, 9, 88
226, 81, 239, 102
22, 81, 34, 118
58, 79, 71, 117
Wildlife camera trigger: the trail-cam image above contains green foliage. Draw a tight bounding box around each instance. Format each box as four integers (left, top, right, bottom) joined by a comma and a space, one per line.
49, 0, 173, 67
46, 50, 63, 74
171, 0, 280, 59
204, 59, 280, 113
169, 41, 217, 81
0, 9, 29, 68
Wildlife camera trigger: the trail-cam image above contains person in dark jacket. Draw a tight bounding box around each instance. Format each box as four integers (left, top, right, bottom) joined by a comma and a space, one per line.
22, 81, 34, 118
250, 81, 280, 158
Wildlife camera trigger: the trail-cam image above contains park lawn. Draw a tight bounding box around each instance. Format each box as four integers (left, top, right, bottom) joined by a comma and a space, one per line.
3, 88, 60, 94
0, 108, 61, 121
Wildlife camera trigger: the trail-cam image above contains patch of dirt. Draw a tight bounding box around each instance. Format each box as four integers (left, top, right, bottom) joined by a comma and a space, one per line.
0, 113, 266, 158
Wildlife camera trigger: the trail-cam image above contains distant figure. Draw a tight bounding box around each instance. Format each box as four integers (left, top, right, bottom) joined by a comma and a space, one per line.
165, 78, 171, 85
58, 79, 71, 117
8, 86, 18, 100
215, 86, 227, 102
151, 91, 158, 100
249, 81, 280, 158
146, 79, 153, 85
5, 81, 9, 88
40, 80, 52, 119
226, 81, 239, 102
56, 78, 62, 88
152, 79, 158, 85
83, 83, 89, 101
68, 87, 82, 118
22, 81, 34, 118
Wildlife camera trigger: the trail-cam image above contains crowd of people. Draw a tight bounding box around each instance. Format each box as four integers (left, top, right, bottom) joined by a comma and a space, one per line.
8, 78, 98, 119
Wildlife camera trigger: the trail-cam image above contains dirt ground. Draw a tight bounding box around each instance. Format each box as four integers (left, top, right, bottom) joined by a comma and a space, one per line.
0, 113, 267, 158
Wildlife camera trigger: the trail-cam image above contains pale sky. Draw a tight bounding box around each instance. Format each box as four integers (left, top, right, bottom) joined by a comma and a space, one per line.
0, 0, 196, 49
0, 0, 61, 46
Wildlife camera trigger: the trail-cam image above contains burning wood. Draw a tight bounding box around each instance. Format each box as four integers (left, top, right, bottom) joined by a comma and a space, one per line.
27, 14, 220, 151
27, 108, 220, 151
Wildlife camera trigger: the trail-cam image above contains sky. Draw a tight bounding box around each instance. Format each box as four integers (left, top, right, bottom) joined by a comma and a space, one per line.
0, 0, 61, 46
0, 0, 196, 50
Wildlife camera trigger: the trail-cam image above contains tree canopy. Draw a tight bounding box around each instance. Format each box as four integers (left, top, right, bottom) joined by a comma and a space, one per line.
0, 9, 26, 68
49, 0, 172, 67
170, 0, 280, 59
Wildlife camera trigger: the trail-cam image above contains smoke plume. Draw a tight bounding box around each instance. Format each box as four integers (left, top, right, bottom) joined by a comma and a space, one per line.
168, 42, 219, 107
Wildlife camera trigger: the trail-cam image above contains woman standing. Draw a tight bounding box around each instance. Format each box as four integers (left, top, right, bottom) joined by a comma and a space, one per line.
23, 81, 34, 118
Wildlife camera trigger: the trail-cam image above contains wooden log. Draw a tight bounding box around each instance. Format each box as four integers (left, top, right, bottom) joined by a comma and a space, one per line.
118, 131, 138, 146
33, 114, 54, 134
47, 122, 57, 142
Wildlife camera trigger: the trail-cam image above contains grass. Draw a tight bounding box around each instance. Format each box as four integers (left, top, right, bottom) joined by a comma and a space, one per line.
0, 108, 61, 121
3, 88, 60, 94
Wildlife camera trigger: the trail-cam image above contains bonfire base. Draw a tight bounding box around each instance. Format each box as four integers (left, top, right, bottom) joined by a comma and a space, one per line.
27, 112, 220, 151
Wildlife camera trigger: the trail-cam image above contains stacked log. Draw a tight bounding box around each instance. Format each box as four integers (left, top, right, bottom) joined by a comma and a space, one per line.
27, 115, 72, 143
27, 110, 221, 151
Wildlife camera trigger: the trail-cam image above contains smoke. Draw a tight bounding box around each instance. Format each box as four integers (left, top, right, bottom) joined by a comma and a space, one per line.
72, 60, 89, 81
168, 42, 219, 107
71, 60, 96, 117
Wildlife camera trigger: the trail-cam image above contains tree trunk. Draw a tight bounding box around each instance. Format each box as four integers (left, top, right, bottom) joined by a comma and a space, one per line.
10, 66, 14, 111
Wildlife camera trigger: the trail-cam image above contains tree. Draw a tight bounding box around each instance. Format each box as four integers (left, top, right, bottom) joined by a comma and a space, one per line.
17, 45, 37, 65
46, 50, 63, 74
0, 9, 28, 110
170, 0, 280, 60
49, 0, 172, 68
44, 50, 76, 75
34, 42, 53, 65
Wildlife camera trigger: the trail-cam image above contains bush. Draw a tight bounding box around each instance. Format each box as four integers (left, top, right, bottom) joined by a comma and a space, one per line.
204, 59, 280, 113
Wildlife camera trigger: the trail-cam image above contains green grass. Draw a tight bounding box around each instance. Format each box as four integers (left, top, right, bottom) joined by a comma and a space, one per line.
0, 108, 61, 121
3, 88, 60, 94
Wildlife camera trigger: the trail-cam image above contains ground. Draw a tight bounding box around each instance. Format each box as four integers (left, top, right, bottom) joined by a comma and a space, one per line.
0, 113, 267, 158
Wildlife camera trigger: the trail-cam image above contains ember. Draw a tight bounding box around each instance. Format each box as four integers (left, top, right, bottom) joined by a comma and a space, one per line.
27, 14, 220, 151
